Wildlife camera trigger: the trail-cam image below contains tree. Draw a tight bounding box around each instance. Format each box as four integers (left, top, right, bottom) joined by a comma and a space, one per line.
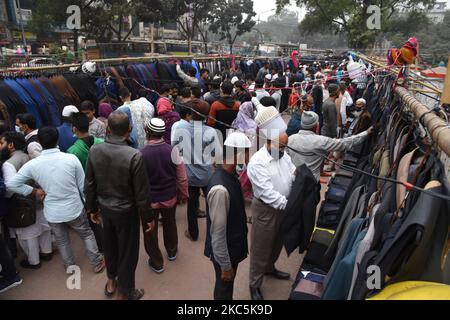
275, 0, 437, 49
209, 0, 256, 54
30, 0, 172, 44
386, 10, 450, 65
164, 0, 217, 54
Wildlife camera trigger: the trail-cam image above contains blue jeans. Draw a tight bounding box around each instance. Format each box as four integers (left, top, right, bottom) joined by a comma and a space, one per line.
49, 212, 103, 269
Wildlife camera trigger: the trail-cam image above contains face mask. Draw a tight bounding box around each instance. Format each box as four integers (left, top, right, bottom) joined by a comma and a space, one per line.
15, 125, 21, 133
352, 110, 363, 118
269, 148, 285, 160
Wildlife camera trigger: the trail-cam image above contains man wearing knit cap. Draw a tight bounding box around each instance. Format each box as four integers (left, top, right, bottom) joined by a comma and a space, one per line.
288, 111, 373, 183
347, 98, 372, 136
204, 132, 251, 300
322, 83, 340, 139
141, 118, 189, 274
247, 98, 296, 300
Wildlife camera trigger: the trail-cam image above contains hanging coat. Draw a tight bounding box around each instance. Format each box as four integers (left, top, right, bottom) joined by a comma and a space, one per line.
282, 164, 321, 255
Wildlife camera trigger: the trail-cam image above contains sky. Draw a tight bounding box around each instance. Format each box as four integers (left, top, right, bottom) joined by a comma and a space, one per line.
253, 0, 305, 22
253, 0, 450, 22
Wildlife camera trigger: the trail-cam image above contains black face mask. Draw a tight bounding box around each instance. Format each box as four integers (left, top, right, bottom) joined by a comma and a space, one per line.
1, 148, 10, 162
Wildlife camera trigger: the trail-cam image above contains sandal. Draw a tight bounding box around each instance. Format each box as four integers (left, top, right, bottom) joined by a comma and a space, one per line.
104, 280, 117, 298
128, 288, 145, 300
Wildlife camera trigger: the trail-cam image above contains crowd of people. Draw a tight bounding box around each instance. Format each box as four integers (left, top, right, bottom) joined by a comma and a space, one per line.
0, 58, 374, 300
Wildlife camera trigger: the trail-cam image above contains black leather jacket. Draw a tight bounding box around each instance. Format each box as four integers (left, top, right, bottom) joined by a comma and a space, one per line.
84, 135, 154, 222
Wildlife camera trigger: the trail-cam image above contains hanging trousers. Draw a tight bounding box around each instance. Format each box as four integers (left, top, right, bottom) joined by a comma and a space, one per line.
249, 198, 284, 289
212, 258, 239, 300
143, 206, 178, 269
103, 211, 140, 297
187, 186, 207, 241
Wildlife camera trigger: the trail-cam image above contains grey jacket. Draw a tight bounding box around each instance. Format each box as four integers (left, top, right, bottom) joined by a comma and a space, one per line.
322, 98, 338, 138
287, 130, 369, 182
84, 135, 154, 222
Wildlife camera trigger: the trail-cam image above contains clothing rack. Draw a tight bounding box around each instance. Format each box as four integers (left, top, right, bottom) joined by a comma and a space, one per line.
395, 86, 450, 157
356, 52, 443, 95
0, 54, 238, 73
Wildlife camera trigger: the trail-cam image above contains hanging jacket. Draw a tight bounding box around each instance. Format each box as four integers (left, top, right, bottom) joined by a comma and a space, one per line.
282, 164, 321, 255
4, 79, 43, 128
30, 79, 62, 126
0, 80, 27, 126
16, 78, 52, 126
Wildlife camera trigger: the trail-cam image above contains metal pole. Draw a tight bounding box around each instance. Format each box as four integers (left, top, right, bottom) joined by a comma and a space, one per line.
16, 0, 28, 62
395, 86, 450, 157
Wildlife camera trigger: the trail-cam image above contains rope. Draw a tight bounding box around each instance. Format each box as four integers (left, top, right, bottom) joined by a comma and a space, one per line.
118, 75, 450, 202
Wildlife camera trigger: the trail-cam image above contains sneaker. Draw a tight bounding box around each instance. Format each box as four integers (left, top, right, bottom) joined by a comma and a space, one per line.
20, 260, 41, 270
168, 253, 177, 262
148, 260, 164, 274
0, 275, 23, 294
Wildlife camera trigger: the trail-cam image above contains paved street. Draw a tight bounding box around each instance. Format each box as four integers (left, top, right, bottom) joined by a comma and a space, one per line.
1, 201, 306, 300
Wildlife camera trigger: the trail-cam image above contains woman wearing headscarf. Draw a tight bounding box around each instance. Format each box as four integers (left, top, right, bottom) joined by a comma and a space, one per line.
231, 102, 257, 138
231, 101, 256, 204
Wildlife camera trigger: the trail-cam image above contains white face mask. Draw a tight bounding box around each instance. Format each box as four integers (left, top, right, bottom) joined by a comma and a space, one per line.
15, 125, 21, 133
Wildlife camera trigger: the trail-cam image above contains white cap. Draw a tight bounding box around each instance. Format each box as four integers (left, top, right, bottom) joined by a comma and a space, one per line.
265, 74, 272, 81
145, 118, 166, 133
255, 106, 287, 140
231, 76, 239, 85
224, 132, 252, 148
62, 105, 79, 117
356, 98, 367, 105
82, 61, 97, 74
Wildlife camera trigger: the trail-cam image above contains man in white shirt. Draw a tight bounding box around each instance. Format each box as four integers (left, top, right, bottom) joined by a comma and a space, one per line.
15, 114, 42, 159
247, 132, 296, 300
1, 132, 52, 269
7, 127, 104, 273
118, 87, 154, 149
339, 82, 353, 133
254, 79, 270, 101
271, 79, 284, 112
